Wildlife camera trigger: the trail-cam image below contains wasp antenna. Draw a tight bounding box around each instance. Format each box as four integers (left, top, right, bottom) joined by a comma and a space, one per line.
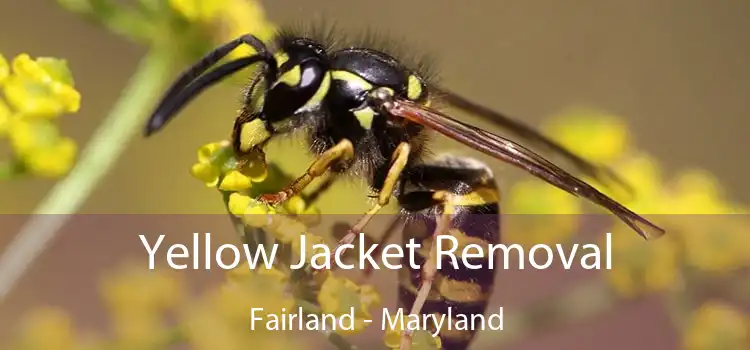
144, 35, 276, 136
145, 56, 270, 136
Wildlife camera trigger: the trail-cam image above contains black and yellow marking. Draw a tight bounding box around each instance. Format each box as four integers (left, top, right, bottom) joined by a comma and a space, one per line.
238, 118, 272, 152
331, 69, 378, 130
396, 158, 501, 350
407, 74, 425, 101
274, 65, 302, 87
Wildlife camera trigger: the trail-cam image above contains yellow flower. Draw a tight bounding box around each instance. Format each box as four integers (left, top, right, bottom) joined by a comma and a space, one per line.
14, 308, 77, 350
7, 118, 78, 177
99, 266, 184, 348
648, 169, 750, 272
601, 153, 666, 211
215, 0, 277, 60
684, 301, 748, 350
680, 216, 750, 273
182, 267, 301, 350
0, 98, 11, 135
665, 170, 734, 214
190, 141, 230, 187
227, 192, 276, 225
191, 162, 221, 186
100, 265, 183, 317
190, 141, 267, 190
0, 53, 8, 84
603, 226, 681, 298
504, 179, 582, 246
0, 53, 80, 179
110, 313, 166, 349
168, 0, 276, 61
283, 195, 307, 215
169, 0, 227, 22
219, 170, 253, 191
542, 107, 630, 164
269, 215, 308, 244
214, 273, 294, 325
24, 137, 77, 177
384, 319, 443, 350
317, 275, 381, 335
3, 54, 80, 118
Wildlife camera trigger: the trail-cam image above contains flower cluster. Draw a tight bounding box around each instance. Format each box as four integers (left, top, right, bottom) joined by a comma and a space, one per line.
189, 140, 386, 345
5, 263, 306, 350
505, 107, 749, 349
0, 53, 80, 179
503, 107, 750, 294
683, 301, 748, 350
58, 0, 277, 66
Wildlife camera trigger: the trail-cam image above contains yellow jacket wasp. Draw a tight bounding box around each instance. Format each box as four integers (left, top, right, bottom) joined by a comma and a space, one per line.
144, 24, 665, 350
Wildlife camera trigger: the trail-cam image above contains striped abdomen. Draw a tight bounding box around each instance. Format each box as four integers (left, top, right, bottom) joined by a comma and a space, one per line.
398, 179, 501, 350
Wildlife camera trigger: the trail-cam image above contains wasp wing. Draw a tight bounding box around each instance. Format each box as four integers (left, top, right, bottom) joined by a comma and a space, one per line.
433, 87, 633, 196
385, 98, 665, 239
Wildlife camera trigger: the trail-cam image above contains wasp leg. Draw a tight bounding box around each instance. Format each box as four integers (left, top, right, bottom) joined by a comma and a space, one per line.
334, 142, 411, 249
400, 191, 454, 350
356, 215, 404, 284
301, 172, 340, 207
260, 139, 354, 204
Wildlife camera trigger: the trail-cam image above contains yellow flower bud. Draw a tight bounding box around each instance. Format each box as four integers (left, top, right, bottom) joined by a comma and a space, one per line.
505, 179, 581, 246
12, 54, 51, 82
604, 228, 680, 298
4, 54, 80, 118
684, 302, 748, 350
227, 192, 252, 217
218, 170, 252, 191
283, 195, 307, 215
668, 170, 730, 214
3, 75, 78, 118
18, 308, 77, 350
8, 117, 52, 155
0, 99, 11, 135
190, 162, 220, 187
317, 275, 381, 335
543, 108, 630, 163
226, 265, 251, 282
0, 54, 8, 85
270, 216, 307, 244
169, 0, 227, 22
196, 141, 226, 163
255, 266, 288, 285
384, 326, 442, 350
242, 202, 275, 227
24, 137, 78, 178
219, 0, 277, 60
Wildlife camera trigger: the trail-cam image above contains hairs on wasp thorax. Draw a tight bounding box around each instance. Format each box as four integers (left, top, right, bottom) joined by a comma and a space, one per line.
144, 21, 666, 350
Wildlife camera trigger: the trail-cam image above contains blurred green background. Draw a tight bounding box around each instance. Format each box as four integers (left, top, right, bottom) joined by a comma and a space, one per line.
1, 1, 749, 349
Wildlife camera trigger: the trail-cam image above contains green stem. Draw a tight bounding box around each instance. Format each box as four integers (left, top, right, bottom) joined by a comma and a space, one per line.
0, 49, 174, 303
